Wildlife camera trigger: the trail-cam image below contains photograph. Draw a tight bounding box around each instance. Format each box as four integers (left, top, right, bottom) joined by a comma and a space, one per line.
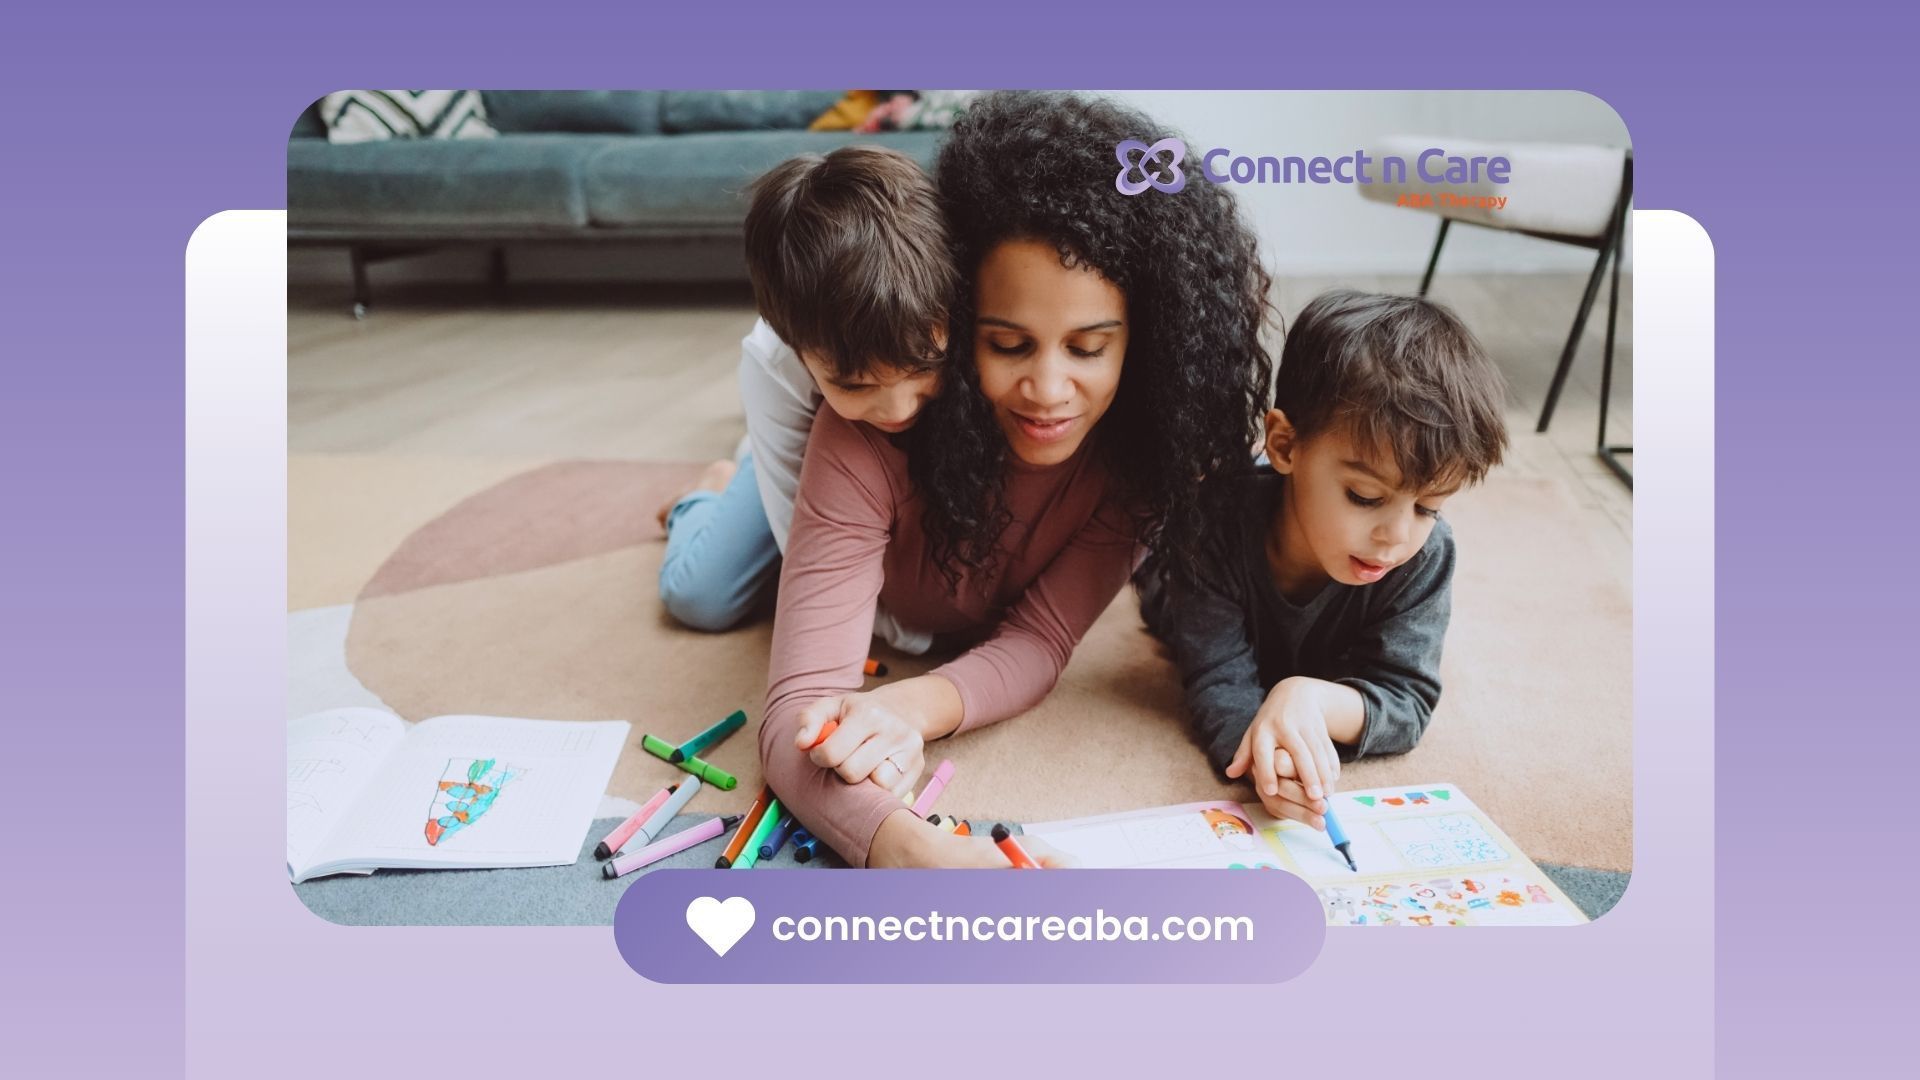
286, 88, 1632, 927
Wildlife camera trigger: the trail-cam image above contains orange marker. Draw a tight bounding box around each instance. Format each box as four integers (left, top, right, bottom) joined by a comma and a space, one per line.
717, 786, 772, 869
953, 819, 972, 837
991, 823, 1040, 869
863, 658, 889, 677
805, 718, 839, 751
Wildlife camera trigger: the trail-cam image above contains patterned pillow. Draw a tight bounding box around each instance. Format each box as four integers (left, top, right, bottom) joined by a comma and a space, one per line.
320, 90, 497, 144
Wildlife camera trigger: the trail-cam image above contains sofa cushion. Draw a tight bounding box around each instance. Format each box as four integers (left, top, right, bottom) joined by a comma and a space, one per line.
582, 130, 944, 229
661, 91, 847, 133
482, 91, 663, 135
288, 135, 617, 230
319, 90, 496, 144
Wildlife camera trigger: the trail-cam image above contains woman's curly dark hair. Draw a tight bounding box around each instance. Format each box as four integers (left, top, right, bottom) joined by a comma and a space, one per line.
908, 90, 1275, 589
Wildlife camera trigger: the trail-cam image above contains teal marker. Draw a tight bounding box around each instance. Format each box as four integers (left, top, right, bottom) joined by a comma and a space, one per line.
673, 710, 746, 763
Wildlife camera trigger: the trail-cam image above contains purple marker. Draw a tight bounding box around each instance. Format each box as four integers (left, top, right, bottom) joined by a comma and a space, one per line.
603, 814, 742, 879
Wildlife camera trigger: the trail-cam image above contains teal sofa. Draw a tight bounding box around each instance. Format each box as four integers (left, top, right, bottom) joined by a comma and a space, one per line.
288, 91, 945, 315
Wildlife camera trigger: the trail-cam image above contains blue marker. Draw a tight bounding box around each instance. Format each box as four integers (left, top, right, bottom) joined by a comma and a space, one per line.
792, 835, 822, 863
1324, 806, 1358, 872
759, 812, 797, 861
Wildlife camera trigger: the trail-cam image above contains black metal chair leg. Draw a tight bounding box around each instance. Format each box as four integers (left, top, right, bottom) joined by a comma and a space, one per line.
1597, 210, 1632, 489
349, 245, 370, 320
1418, 218, 1450, 298
1536, 239, 1613, 433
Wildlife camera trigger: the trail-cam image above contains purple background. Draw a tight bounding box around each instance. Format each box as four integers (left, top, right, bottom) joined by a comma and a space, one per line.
614, 869, 1326, 982
4, 2, 1907, 1075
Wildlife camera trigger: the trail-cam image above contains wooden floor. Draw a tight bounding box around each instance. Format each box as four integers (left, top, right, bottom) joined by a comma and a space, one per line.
290, 272, 1632, 581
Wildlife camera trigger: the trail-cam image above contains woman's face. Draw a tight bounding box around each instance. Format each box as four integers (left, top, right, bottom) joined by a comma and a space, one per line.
972, 238, 1128, 467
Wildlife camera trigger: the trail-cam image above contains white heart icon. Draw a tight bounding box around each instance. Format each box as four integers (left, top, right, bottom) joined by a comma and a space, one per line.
685, 896, 755, 957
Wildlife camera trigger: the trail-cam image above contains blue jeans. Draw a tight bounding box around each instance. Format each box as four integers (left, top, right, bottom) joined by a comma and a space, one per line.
658, 451, 782, 632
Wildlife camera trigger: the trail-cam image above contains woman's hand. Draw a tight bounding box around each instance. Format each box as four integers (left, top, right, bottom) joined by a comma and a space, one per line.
793, 692, 926, 800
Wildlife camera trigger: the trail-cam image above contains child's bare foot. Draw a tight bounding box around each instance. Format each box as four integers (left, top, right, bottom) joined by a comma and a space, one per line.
657, 459, 738, 529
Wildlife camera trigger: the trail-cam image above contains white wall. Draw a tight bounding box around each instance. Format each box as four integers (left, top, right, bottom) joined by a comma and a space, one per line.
1105, 91, 1631, 274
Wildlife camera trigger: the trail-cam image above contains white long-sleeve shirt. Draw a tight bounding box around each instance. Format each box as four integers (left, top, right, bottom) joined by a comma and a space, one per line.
735, 318, 932, 654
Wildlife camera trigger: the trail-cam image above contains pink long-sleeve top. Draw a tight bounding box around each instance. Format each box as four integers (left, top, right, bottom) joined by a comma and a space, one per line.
760, 407, 1140, 865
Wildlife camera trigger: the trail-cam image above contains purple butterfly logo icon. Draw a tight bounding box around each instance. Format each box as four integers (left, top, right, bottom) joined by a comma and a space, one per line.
1115, 137, 1187, 195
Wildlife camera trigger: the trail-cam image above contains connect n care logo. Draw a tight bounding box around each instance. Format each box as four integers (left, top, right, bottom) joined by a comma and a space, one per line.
1115, 137, 1187, 195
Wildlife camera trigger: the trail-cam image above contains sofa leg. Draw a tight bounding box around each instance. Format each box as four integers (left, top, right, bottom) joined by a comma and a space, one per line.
349, 245, 371, 320
489, 246, 509, 302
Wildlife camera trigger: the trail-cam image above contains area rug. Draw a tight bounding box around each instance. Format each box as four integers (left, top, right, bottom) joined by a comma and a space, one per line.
289, 453, 1632, 880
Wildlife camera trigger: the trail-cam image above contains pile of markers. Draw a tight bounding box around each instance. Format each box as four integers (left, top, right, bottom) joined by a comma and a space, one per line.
599, 701, 1047, 876
598, 709, 749, 879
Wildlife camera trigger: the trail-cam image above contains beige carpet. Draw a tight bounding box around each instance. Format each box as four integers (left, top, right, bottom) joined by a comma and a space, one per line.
293, 454, 1631, 872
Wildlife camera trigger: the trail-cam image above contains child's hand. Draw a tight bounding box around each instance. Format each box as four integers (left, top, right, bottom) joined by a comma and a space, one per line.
794, 693, 925, 800
1225, 679, 1342, 830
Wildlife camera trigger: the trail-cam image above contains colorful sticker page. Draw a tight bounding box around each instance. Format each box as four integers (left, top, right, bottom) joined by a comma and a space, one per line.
1250, 782, 1585, 926
1023, 802, 1287, 871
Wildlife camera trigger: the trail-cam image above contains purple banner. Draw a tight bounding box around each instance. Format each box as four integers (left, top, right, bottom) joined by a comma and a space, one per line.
614, 869, 1325, 983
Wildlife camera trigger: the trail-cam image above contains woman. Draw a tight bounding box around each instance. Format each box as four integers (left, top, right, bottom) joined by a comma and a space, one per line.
758, 91, 1274, 867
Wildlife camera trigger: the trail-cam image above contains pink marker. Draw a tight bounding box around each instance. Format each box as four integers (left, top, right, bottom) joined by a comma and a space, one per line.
594, 783, 677, 860
909, 760, 956, 818
603, 814, 742, 879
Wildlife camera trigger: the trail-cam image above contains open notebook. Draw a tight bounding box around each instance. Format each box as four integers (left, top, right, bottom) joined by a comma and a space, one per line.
287, 707, 629, 884
1024, 782, 1584, 926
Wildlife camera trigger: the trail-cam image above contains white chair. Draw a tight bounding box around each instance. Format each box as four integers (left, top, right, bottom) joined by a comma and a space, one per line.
1358, 136, 1632, 485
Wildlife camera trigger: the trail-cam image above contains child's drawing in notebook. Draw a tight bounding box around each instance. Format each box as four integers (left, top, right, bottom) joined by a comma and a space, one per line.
424, 757, 519, 846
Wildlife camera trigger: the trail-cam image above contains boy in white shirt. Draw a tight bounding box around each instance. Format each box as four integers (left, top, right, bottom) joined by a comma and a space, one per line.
656, 146, 951, 651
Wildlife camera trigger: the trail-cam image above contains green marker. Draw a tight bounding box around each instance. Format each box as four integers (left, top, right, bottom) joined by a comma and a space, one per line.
673, 710, 746, 763
675, 753, 738, 791
732, 796, 784, 869
642, 732, 738, 790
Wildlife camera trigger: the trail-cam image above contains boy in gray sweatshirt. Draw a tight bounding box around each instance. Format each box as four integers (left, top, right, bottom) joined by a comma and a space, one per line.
1138, 290, 1509, 832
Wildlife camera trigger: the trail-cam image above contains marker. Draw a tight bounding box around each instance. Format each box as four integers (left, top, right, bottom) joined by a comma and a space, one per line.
732, 797, 785, 870
643, 732, 738, 789
673, 709, 746, 763
640, 733, 679, 762
804, 719, 839, 750
793, 835, 821, 863
863, 658, 889, 677
791, 827, 813, 849
717, 787, 772, 869
1324, 805, 1358, 872
990, 823, 1040, 869
672, 753, 738, 791
594, 783, 677, 860
952, 819, 972, 837
629, 775, 702, 851
758, 813, 797, 861
910, 760, 955, 817
603, 814, 742, 879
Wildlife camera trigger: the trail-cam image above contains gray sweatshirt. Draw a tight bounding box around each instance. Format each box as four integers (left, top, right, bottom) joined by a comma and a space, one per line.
1136, 470, 1452, 774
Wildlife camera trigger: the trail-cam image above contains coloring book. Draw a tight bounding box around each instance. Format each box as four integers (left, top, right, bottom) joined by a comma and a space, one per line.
287, 707, 629, 883
1023, 783, 1585, 926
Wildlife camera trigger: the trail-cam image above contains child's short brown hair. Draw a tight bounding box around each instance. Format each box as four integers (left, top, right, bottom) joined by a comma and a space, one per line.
744, 146, 954, 379
1275, 290, 1509, 489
